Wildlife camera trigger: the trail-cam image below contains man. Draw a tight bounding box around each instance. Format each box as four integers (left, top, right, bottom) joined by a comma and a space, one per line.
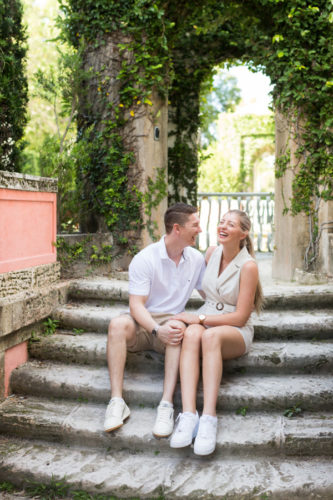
104, 202, 205, 438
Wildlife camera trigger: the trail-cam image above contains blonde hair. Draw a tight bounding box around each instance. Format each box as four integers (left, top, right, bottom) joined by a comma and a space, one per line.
227, 209, 264, 313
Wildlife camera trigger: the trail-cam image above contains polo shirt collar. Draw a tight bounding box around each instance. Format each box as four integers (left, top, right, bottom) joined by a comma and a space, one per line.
159, 236, 189, 262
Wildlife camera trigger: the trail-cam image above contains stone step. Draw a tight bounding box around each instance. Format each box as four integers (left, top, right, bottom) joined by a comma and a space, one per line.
52, 302, 333, 340
1, 395, 332, 458
10, 361, 333, 412
0, 435, 332, 498
68, 277, 333, 310
29, 331, 333, 375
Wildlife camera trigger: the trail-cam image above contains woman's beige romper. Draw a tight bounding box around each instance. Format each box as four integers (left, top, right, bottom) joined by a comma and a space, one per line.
197, 245, 255, 353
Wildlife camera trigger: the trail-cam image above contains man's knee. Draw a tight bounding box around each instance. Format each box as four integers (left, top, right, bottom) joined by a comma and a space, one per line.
165, 319, 186, 334
108, 315, 135, 341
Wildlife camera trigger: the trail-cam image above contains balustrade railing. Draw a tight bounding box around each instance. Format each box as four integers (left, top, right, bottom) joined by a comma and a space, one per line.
197, 192, 274, 252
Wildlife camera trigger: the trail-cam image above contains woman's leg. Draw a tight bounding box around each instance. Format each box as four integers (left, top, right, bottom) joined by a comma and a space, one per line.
180, 324, 205, 413
201, 326, 246, 416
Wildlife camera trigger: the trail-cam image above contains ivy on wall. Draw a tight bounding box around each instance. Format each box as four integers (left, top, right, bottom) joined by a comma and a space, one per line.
8, 0, 329, 268
247, 0, 333, 269
0, 0, 28, 171
57, 0, 173, 244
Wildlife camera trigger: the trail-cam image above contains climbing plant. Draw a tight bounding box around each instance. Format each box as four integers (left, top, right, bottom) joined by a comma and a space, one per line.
245, 0, 333, 269
57, 0, 173, 243
55, 0, 332, 268
0, 0, 28, 171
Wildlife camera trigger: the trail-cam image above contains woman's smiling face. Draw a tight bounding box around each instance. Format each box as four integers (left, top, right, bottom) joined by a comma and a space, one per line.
217, 212, 248, 245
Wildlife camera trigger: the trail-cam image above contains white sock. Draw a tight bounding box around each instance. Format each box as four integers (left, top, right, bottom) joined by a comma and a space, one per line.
159, 400, 173, 408
201, 414, 217, 423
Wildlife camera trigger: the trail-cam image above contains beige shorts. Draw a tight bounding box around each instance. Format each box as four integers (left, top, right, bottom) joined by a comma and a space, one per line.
124, 312, 174, 354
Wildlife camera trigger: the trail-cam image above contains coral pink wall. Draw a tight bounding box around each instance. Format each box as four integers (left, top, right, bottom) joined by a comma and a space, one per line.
4, 342, 28, 397
0, 188, 57, 273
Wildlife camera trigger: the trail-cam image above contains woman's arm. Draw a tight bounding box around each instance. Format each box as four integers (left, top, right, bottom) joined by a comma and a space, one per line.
173, 261, 259, 328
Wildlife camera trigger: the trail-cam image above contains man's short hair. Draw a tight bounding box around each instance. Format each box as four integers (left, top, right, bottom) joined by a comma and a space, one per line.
164, 202, 198, 234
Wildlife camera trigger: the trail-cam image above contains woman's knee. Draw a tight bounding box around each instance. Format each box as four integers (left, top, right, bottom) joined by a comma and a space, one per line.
183, 324, 203, 344
202, 326, 227, 349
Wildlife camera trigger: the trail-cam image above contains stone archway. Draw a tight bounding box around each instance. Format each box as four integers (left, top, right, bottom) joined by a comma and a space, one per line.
61, 0, 332, 280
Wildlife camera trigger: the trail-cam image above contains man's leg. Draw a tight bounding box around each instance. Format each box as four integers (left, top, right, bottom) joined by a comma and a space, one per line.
104, 314, 136, 432
161, 343, 182, 403
107, 314, 136, 398
153, 318, 185, 438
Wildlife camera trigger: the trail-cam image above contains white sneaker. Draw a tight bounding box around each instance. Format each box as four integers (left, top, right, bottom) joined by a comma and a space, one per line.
193, 415, 217, 456
170, 411, 199, 448
104, 397, 130, 432
153, 402, 174, 437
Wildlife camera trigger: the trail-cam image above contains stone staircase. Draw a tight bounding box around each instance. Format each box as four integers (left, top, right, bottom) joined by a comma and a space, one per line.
0, 277, 333, 498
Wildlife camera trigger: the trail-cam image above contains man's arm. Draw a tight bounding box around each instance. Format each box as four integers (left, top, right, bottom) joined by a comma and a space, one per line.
129, 295, 185, 345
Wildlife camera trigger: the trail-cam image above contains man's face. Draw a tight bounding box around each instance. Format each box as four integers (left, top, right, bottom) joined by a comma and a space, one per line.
179, 212, 202, 246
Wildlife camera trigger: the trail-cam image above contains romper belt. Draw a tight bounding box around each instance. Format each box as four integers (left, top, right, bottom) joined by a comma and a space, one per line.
205, 300, 236, 313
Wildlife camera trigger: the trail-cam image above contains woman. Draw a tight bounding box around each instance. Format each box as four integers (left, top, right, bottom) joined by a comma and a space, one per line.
170, 209, 263, 455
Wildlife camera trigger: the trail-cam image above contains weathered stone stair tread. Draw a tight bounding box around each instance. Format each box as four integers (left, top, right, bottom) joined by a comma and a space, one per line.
1, 395, 332, 458
53, 302, 333, 338
29, 332, 333, 374
0, 435, 332, 499
68, 277, 333, 309
10, 361, 333, 411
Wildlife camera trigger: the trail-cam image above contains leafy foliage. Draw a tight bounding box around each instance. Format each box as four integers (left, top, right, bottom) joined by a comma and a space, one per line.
246, 0, 333, 269
200, 68, 241, 146
6, 0, 331, 268
199, 113, 275, 193
0, 0, 28, 171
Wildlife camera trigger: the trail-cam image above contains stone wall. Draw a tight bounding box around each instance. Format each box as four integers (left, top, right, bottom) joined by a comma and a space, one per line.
0, 171, 68, 399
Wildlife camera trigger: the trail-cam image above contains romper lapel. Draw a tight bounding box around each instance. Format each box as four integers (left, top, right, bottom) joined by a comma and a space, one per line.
217, 246, 249, 288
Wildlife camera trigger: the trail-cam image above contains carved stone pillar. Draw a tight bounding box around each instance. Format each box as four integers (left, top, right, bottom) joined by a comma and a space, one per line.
273, 111, 310, 280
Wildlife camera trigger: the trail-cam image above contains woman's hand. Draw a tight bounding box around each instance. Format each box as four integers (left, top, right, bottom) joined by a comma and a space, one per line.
172, 312, 199, 325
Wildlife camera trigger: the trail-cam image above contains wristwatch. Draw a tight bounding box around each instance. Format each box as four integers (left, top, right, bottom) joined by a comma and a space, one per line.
151, 325, 159, 337
198, 314, 206, 325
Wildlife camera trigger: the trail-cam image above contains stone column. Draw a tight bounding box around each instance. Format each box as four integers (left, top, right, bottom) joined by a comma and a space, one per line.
273, 112, 332, 281
273, 111, 312, 281
133, 92, 168, 247
78, 34, 168, 249
318, 200, 333, 277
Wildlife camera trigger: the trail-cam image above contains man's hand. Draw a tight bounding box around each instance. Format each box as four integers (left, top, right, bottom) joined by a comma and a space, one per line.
172, 312, 199, 325
157, 320, 185, 346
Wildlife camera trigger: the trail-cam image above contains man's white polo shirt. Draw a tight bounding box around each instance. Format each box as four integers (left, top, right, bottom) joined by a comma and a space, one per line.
129, 236, 205, 314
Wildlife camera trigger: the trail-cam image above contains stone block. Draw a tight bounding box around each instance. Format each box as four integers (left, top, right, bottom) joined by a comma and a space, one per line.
56, 233, 133, 277
0, 282, 70, 338
0, 170, 57, 193
0, 262, 60, 298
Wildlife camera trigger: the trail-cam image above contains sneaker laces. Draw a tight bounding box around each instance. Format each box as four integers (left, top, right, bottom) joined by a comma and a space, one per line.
157, 405, 173, 424
174, 413, 194, 433
106, 398, 123, 418
197, 418, 216, 439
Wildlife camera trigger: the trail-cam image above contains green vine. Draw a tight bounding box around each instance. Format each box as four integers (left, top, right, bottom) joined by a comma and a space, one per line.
144, 167, 168, 241
58, 0, 173, 248
55, 0, 332, 269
